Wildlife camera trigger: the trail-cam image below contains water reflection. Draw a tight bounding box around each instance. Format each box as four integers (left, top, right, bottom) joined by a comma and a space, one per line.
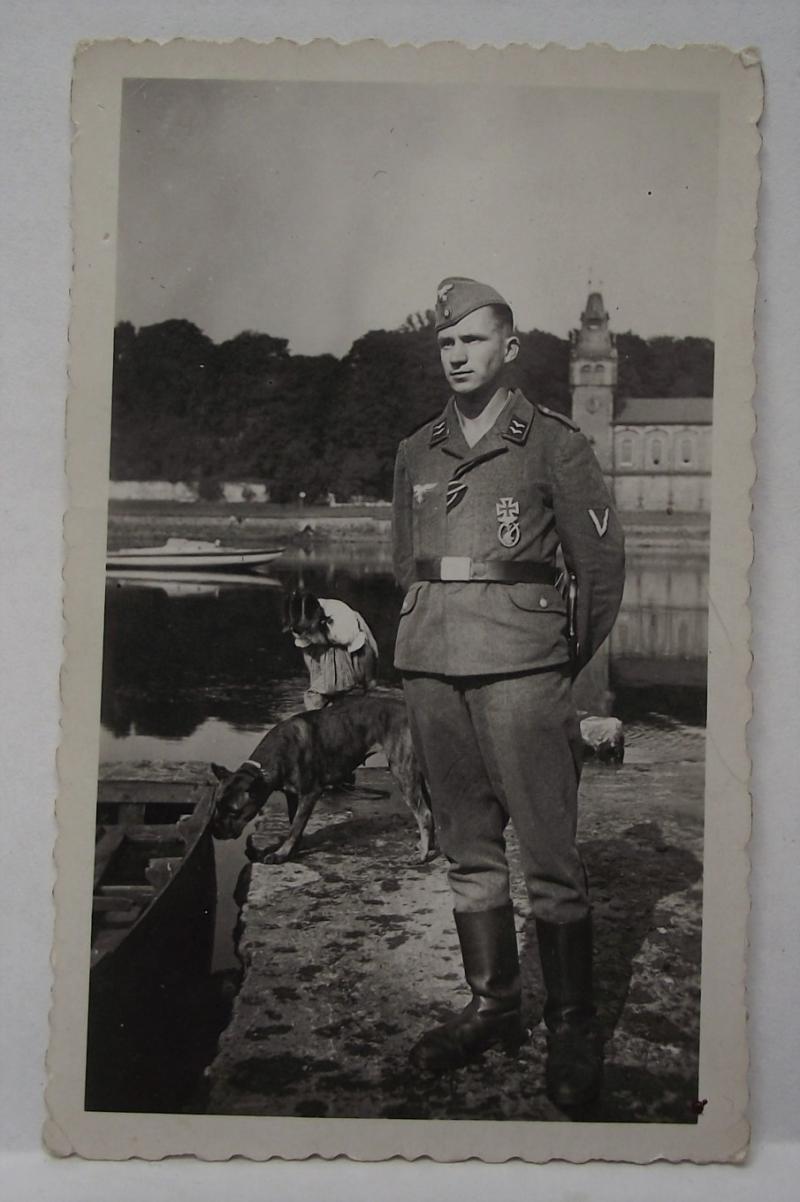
610, 546, 708, 692
100, 548, 403, 750
100, 539, 709, 755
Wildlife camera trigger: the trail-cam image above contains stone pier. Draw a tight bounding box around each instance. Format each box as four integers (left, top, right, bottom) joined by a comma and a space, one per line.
205, 722, 705, 1123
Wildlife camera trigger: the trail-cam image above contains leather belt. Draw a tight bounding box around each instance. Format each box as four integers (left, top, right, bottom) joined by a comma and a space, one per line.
414, 557, 556, 584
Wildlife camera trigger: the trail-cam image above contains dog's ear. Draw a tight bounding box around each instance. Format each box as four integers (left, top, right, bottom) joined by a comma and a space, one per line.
210, 762, 232, 782
283, 589, 303, 633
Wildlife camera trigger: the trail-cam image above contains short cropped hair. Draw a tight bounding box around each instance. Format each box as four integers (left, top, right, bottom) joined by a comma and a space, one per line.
487, 303, 514, 335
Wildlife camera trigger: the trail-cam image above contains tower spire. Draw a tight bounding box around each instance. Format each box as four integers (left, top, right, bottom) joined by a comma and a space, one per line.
569, 284, 617, 477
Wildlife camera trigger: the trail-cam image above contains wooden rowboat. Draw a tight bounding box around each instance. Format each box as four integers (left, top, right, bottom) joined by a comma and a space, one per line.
106, 538, 284, 571
87, 763, 219, 1111
92, 761, 218, 977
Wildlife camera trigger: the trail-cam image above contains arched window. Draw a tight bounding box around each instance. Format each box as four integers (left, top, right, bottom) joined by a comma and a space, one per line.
580, 363, 592, 379
619, 437, 634, 466
680, 436, 693, 465
650, 437, 664, 467
594, 364, 605, 380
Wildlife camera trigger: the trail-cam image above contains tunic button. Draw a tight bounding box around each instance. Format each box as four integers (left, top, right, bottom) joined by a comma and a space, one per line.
539, 597, 548, 608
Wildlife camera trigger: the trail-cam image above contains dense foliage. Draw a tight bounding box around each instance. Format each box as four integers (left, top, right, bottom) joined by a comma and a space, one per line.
109, 315, 714, 502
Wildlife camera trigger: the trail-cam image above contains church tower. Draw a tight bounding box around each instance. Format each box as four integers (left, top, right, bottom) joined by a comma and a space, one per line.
569, 290, 617, 475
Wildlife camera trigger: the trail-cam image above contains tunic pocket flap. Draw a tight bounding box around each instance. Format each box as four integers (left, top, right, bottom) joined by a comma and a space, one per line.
507, 583, 566, 615
400, 582, 423, 616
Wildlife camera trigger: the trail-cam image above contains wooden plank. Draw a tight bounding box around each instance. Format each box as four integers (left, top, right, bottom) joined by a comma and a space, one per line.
98, 884, 155, 902
112, 824, 181, 844
145, 858, 182, 890
98, 760, 217, 785
93, 828, 126, 887
97, 780, 215, 806
92, 895, 138, 913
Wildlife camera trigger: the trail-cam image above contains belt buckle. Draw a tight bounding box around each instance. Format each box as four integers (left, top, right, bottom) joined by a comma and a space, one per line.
440, 556, 472, 581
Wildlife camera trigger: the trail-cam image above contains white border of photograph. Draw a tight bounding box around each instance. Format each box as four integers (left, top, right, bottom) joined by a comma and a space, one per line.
47, 37, 759, 1164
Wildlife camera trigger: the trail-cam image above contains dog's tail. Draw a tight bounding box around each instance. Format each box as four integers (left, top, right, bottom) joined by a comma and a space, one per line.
418, 773, 436, 854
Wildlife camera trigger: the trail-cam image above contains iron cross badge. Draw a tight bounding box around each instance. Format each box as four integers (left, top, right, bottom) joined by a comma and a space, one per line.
496, 496, 521, 548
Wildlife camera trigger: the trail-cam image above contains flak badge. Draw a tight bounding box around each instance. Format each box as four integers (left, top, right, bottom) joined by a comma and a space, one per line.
496, 496, 521, 548
588, 507, 609, 537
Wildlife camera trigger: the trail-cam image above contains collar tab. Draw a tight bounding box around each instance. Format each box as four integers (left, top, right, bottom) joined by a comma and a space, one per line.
429, 417, 449, 448
502, 413, 533, 445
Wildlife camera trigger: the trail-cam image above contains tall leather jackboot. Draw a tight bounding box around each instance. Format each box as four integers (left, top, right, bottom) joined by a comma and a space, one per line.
536, 914, 604, 1109
409, 902, 524, 1073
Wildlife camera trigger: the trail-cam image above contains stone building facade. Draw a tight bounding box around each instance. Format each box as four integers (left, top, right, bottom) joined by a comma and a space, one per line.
569, 292, 712, 514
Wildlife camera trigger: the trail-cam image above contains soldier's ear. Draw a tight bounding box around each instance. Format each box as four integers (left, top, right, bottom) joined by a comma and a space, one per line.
504, 334, 520, 364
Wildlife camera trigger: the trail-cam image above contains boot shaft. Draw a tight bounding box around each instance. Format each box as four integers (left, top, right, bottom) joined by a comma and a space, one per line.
454, 902, 521, 1013
535, 914, 595, 1030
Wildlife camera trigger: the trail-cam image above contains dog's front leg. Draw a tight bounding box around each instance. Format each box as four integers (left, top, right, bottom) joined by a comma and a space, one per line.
259, 788, 322, 864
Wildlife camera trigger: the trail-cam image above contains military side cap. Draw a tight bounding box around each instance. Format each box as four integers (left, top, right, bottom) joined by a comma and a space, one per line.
434, 276, 513, 331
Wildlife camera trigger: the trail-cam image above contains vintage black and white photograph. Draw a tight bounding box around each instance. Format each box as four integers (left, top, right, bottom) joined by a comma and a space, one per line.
49, 38, 757, 1164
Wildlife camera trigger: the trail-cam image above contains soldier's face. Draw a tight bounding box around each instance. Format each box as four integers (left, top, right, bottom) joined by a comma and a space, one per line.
437, 307, 518, 397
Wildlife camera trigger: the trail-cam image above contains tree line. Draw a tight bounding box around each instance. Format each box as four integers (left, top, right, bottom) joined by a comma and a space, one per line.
110, 314, 714, 502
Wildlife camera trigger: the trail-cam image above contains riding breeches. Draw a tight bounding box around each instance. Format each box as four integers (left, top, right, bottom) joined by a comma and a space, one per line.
402, 668, 588, 924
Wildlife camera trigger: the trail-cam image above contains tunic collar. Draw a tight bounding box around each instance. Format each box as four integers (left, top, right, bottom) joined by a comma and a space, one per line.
428, 389, 535, 456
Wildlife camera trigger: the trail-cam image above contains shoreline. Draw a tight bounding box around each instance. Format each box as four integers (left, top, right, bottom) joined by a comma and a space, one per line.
108, 502, 710, 552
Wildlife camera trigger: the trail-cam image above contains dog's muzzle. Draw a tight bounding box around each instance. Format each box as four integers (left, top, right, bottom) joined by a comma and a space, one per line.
212, 793, 262, 839
212, 762, 266, 839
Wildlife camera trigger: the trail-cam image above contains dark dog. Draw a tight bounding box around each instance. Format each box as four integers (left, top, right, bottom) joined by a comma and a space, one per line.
211, 692, 435, 864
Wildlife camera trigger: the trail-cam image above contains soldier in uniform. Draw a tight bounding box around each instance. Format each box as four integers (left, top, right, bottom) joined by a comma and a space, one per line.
392, 277, 625, 1108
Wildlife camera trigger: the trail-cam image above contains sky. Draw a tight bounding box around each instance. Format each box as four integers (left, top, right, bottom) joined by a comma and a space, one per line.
116, 79, 719, 357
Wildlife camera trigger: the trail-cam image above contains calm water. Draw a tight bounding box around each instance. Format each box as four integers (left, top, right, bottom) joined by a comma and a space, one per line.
98, 540, 709, 970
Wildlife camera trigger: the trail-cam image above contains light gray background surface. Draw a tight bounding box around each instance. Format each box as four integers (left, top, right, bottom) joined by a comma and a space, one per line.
1, 1, 797, 1196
